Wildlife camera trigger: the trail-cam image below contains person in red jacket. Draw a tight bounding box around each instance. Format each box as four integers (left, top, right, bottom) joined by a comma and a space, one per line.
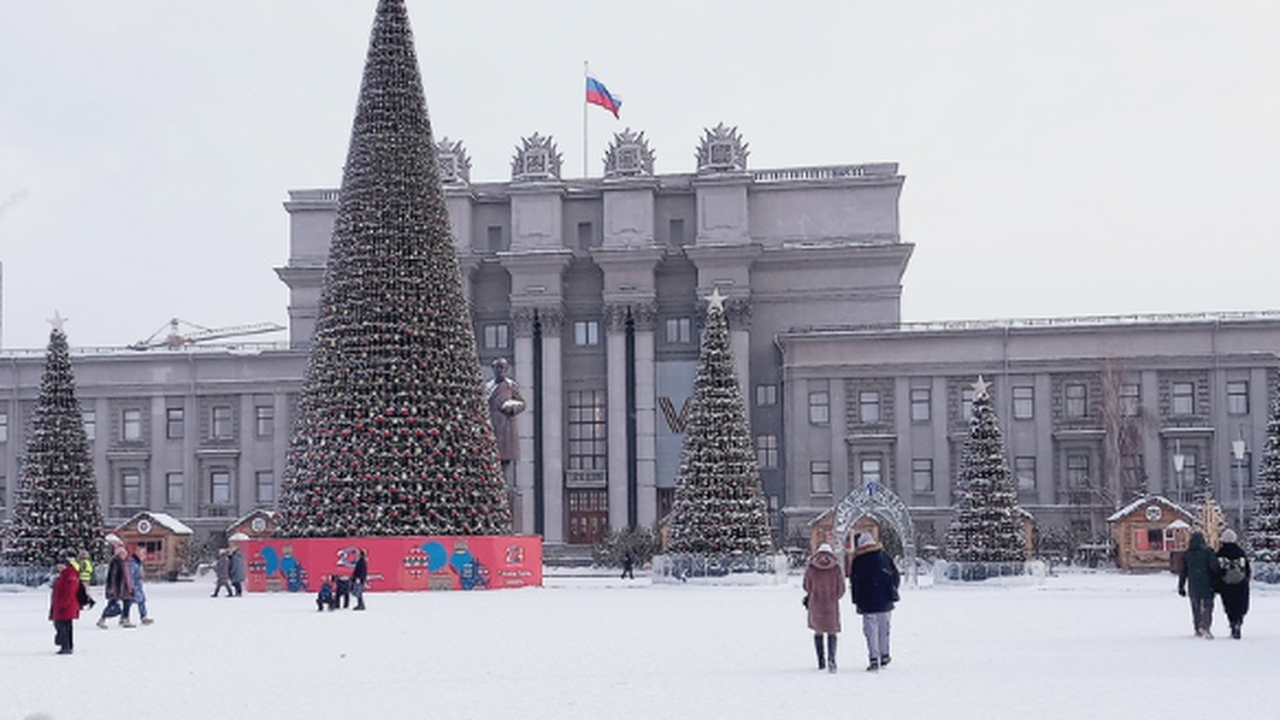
50, 554, 81, 655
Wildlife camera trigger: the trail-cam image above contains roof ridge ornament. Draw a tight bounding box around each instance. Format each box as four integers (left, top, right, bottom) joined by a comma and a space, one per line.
696, 122, 749, 174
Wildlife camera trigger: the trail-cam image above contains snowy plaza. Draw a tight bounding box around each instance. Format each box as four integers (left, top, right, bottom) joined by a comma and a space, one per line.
2, 569, 1276, 720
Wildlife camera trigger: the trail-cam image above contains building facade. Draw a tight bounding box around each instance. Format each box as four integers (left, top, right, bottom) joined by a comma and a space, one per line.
1, 126, 1277, 552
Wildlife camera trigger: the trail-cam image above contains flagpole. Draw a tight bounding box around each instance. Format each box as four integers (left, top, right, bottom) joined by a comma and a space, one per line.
583, 60, 589, 178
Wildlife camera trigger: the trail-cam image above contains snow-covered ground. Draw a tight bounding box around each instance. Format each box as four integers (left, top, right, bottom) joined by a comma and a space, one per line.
1, 568, 1272, 720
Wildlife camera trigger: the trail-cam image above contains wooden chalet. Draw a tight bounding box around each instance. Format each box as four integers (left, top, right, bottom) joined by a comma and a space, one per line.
1107, 495, 1196, 571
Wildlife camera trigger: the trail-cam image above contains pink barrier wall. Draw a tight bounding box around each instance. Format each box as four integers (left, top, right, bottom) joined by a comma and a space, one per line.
242, 536, 542, 593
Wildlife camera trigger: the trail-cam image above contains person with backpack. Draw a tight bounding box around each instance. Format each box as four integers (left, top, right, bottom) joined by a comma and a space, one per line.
1216, 529, 1251, 639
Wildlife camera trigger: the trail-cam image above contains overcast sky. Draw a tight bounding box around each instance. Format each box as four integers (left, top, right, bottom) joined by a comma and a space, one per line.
1, 1, 1277, 351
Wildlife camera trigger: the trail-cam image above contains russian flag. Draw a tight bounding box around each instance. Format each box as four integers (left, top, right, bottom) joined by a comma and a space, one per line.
586, 76, 622, 119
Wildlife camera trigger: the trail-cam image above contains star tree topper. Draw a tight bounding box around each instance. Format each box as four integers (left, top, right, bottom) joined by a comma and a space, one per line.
705, 286, 727, 313
971, 375, 991, 401
48, 310, 68, 332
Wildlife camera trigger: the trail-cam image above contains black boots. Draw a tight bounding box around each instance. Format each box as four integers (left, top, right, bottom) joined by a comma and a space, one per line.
826, 634, 838, 673
814, 635, 825, 670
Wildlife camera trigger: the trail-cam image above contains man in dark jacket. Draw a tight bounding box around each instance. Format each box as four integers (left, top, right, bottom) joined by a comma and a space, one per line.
1178, 531, 1221, 638
351, 549, 369, 611
849, 531, 900, 671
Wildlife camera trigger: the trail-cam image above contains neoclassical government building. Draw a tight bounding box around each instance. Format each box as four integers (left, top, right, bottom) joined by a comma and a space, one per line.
2, 125, 1278, 550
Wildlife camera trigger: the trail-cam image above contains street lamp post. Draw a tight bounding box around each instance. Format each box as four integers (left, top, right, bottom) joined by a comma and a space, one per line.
1232, 434, 1247, 532
1173, 439, 1187, 505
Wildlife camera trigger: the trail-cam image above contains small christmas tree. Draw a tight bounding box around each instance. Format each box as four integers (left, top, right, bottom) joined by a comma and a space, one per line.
1, 315, 105, 567
945, 377, 1027, 563
666, 288, 773, 557
1195, 480, 1227, 549
275, 0, 510, 538
1248, 390, 1280, 562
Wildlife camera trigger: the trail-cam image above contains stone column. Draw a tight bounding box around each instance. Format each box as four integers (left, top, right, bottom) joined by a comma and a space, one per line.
725, 298, 753, 402
511, 306, 537, 535
632, 303, 659, 529
605, 304, 630, 532
537, 307, 566, 543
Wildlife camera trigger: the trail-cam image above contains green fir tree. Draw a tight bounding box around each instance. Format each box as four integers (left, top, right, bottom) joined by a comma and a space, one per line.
945, 376, 1026, 563
1248, 389, 1280, 563
1, 316, 105, 567
666, 289, 773, 556
276, 0, 510, 538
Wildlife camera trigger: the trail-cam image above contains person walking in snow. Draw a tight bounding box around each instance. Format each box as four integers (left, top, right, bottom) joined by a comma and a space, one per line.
1178, 530, 1221, 638
51, 554, 82, 655
211, 548, 234, 597
1215, 529, 1250, 639
97, 544, 135, 629
621, 551, 635, 580
228, 544, 247, 596
803, 542, 845, 672
128, 546, 154, 625
351, 549, 369, 611
848, 531, 900, 671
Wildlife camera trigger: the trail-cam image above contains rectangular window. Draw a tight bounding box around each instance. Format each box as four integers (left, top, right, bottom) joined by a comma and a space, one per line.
122, 408, 143, 442
483, 324, 509, 349
166, 472, 184, 506
1065, 383, 1087, 418
861, 457, 882, 486
567, 390, 607, 471
755, 434, 778, 469
0, 411, 7, 444
858, 391, 880, 424
210, 470, 232, 505
669, 218, 686, 247
755, 384, 777, 406
1227, 381, 1249, 415
121, 469, 142, 506
810, 461, 832, 495
665, 317, 692, 344
808, 391, 830, 425
910, 388, 931, 422
1120, 383, 1141, 417
256, 470, 276, 504
212, 406, 233, 440
166, 407, 184, 440
255, 405, 274, 438
486, 225, 503, 252
1066, 454, 1090, 488
574, 321, 600, 346
911, 459, 933, 493
83, 410, 96, 442
1012, 386, 1034, 420
577, 221, 593, 251
961, 388, 975, 421
1172, 381, 1195, 415
0, 475, 7, 509
1015, 457, 1036, 493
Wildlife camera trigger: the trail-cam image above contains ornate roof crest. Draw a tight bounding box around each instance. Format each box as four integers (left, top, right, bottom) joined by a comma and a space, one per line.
435, 137, 471, 185
695, 123, 750, 174
511, 133, 563, 182
603, 128, 655, 178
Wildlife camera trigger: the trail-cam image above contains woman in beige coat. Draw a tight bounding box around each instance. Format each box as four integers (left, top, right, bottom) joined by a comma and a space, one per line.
803, 543, 845, 672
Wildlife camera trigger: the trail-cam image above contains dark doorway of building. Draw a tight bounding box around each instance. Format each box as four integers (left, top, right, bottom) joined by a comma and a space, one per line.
568, 489, 608, 544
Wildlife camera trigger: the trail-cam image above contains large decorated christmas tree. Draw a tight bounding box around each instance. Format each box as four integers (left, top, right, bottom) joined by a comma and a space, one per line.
666, 289, 773, 556
276, 0, 511, 538
1248, 389, 1280, 563
1, 316, 105, 567
945, 376, 1027, 562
